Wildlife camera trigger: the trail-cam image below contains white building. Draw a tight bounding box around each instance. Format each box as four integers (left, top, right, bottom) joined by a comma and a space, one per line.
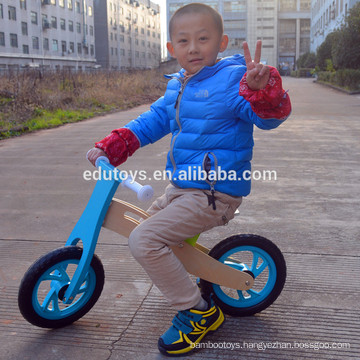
0, 0, 96, 71
166, 0, 311, 69
93, 0, 162, 70
311, 0, 359, 52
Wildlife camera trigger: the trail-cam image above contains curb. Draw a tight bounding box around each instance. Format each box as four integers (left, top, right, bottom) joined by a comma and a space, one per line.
314, 80, 360, 95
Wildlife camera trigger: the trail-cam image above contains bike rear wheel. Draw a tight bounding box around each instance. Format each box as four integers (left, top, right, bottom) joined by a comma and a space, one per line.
18, 246, 104, 328
200, 234, 286, 316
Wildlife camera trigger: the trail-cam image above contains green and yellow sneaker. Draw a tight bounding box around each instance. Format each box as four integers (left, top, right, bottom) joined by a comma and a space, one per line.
158, 297, 225, 356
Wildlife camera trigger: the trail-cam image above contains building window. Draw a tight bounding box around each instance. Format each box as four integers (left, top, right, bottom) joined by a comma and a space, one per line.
279, 0, 297, 11
300, 19, 310, 34
0, 4, 3, 19
90, 25, 93, 36
61, 41, 66, 53
8, 6, 16, 20
0, 32, 5, 46
43, 38, 49, 50
51, 16, 57, 28
23, 44, 29, 54
76, 22, 81, 33
77, 42, 82, 54
88, 6, 92, 16
300, 0, 310, 11
90, 45, 94, 56
52, 39, 58, 51
300, 37, 310, 54
279, 37, 296, 53
279, 19, 296, 34
60, 18, 66, 30
51, 0, 56, 5
22, 22, 28, 36
20, 0, 27, 10
69, 20, 74, 32
75, 1, 80, 13
68, 0, 73, 10
224, 1, 246, 12
69, 42, 74, 53
224, 20, 246, 30
30, 11, 37, 24
59, 0, 65, 7
32, 36, 39, 49
10, 33, 18, 48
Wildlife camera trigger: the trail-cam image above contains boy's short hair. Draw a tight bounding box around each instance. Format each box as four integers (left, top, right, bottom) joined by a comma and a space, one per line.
169, 3, 224, 39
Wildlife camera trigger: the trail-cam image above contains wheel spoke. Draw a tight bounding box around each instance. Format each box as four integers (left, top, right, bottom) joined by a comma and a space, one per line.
41, 288, 60, 313
253, 258, 268, 277
250, 252, 259, 273
41, 265, 70, 283
237, 290, 246, 301
78, 281, 89, 294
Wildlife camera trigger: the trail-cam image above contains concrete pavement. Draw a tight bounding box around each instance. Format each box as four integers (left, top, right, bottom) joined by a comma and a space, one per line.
0, 77, 359, 359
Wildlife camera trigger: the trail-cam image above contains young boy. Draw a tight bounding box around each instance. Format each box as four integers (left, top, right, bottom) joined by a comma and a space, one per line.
87, 3, 291, 356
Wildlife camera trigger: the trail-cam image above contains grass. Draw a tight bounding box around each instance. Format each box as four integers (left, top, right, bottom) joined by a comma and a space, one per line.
0, 69, 167, 140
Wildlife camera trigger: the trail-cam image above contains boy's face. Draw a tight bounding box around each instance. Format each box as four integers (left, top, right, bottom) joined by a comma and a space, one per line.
167, 12, 228, 75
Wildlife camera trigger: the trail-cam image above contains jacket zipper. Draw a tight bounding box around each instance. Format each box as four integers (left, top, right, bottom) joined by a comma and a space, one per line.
169, 67, 204, 183
169, 77, 191, 180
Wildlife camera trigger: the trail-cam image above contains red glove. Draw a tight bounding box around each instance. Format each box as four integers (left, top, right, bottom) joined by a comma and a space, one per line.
239, 66, 291, 120
95, 128, 140, 167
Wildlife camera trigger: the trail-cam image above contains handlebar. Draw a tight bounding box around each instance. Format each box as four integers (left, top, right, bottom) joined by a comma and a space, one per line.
120, 176, 154, 202
86, 151, 154, 202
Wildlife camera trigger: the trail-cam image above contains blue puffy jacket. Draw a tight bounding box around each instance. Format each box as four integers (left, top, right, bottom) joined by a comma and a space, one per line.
125, 54, 286, 197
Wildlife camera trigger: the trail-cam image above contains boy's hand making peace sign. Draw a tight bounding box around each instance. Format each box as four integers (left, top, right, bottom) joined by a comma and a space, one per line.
243, 40, 270, 91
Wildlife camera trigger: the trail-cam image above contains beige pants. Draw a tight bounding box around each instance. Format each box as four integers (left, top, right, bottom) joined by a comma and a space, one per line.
128, 184, 243, 311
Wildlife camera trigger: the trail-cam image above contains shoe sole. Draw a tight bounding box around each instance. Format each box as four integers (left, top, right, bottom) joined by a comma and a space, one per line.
158, 310, 225, 357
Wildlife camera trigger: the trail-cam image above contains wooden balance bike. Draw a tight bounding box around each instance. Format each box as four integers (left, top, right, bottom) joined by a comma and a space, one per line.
18, 158, 286, 328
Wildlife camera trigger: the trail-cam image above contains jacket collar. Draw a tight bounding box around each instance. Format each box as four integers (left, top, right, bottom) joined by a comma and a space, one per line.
164, 54, 246, 82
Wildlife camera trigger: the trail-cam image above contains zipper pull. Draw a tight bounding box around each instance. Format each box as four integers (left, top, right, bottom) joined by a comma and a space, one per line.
210, 185, 216, 210
174, 89, 182, 109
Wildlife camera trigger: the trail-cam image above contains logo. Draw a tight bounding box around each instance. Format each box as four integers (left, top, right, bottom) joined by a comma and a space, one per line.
195, 89, 209, 98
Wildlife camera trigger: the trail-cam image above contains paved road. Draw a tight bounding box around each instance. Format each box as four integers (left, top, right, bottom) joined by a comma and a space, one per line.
0, 78, 359, 359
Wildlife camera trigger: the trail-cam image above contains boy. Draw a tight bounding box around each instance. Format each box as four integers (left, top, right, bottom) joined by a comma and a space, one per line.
87, 3, 291, 356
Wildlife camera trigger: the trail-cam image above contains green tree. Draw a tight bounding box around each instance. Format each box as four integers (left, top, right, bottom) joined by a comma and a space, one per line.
332, 2, 360, 69
316, 32, 338, 70
297, 52, 316, 68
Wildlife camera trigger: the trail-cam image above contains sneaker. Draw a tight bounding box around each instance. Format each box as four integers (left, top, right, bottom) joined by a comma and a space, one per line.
158, 297, 225, 356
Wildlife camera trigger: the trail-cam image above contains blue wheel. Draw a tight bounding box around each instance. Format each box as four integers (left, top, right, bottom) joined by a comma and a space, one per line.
200, 234, 286, 316
18, 246, 104, 328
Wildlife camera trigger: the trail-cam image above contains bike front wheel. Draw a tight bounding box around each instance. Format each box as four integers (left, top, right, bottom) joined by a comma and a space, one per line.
200, 234, 286, 316
18, 246, 104, 328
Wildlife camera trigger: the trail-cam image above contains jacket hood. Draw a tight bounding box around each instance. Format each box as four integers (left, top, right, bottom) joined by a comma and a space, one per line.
165, 54, 246, 81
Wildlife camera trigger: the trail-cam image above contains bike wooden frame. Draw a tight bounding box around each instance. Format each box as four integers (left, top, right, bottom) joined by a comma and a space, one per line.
102, 198, 254, 291
63, 161, 253, 304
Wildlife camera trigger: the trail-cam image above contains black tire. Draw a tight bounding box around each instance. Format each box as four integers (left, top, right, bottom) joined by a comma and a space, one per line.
18, 246, 105, 328
200, 234, 286, 316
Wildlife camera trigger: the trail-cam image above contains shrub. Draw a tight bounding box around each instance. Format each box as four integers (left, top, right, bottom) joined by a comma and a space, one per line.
317, 69, 360, 91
